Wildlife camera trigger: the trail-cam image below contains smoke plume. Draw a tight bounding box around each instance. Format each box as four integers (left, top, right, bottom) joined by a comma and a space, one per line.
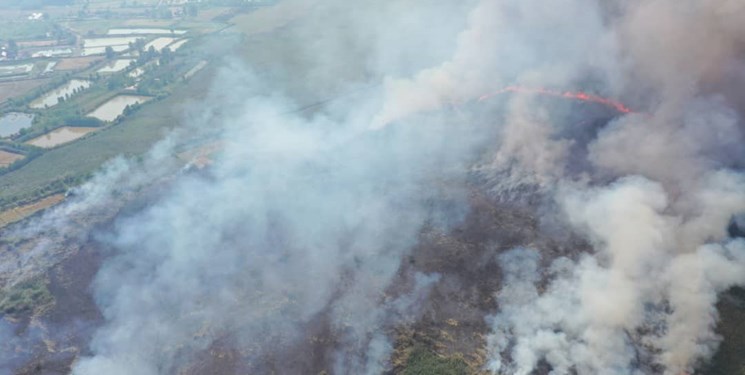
1, 0, 744, 374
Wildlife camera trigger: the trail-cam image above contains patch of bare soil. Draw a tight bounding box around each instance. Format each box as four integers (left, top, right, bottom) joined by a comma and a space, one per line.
0, 194, 65, 229
0, 150, 23, 167
55, 57, 102, 71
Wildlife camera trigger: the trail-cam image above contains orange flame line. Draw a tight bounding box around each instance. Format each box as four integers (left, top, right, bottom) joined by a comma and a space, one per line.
478, 86, 632, 114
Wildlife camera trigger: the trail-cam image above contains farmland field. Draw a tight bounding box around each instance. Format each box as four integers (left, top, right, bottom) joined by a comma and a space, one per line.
0, 19, 55, 40
107, 28, 187, 35
0, 78, 50, 102
0, 150, 23, 167
26, 126, 98, 148
0, 193, 64, 228
0, 63, 33, 78
55, 56, 103, 71
17, 40, 57, 48
0, 66, 214, 207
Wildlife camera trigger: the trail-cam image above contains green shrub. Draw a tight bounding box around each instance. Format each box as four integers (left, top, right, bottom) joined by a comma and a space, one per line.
402, 345, 468, 375
0, 277, 53, 316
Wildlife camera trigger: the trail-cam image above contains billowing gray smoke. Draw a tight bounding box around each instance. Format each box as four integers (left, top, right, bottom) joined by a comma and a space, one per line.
52, 41, 504, 372
68, 62, 484, 373
377, 0, 745, 373
487, 176, 745, 374
3, 0, 745, 374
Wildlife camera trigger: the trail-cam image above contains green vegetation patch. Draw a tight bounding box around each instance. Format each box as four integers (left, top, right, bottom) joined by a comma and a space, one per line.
402, 345, 468, 375
0, 276, 53, 316
0, 20, 57, 41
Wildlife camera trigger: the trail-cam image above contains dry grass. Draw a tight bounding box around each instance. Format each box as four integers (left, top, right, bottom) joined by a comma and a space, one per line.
0, 193, 64, 228
0, 150, 24, 167
56, 56, 103, 71
0, 78, 51, 102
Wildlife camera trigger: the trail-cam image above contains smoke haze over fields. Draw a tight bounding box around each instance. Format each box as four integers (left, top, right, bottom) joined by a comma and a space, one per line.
2, 0, 745, 374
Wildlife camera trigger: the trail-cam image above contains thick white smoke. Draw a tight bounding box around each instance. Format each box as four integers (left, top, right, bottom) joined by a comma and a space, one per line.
463, 0, 745, 373
488, 176, 745, 374
372, 0, 621, 129
66, 58, 487, 373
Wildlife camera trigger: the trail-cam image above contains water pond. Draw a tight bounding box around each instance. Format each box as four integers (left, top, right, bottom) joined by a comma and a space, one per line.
87, 95, 152, 122
97, 59, 135, 73
29, 79, 91, 109
0, 112, 34, 137
166, 39, 189, 51
144, 37, 177, 52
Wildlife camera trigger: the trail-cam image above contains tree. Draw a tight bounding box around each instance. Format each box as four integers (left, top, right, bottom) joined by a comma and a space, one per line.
6, 40, 18, 59
147, 45, 156, 58
105, 46, 115, 59
160, 47, 172, 64
134, 38, 145, 51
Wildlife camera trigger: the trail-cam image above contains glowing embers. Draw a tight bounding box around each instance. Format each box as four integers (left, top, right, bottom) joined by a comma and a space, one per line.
478, 86, 632, 114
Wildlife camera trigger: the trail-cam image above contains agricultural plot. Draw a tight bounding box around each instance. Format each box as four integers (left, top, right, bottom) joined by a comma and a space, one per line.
0, 150, 23, 167
107, 28, 186, 35
0, 193, 64, 228
55, 56, 102, 71
0, 78, 50, 103
26, 126, 98, 148
0, 64, 34, 79
17, 40, 57, 48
